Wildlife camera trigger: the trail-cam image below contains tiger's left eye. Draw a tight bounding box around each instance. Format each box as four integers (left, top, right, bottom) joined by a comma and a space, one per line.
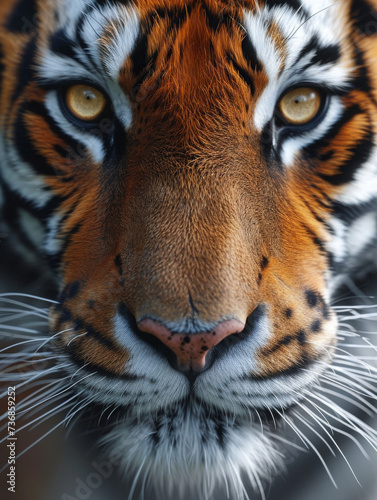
278, 87, 322, 126
65, 84, 107, 122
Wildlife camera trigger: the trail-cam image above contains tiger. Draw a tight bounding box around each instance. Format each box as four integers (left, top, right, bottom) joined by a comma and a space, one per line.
0, 0, 377, 498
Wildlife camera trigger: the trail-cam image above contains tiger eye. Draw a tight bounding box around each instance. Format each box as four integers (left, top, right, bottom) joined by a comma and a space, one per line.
278, 87, 322, 125
66, 84, 107, 121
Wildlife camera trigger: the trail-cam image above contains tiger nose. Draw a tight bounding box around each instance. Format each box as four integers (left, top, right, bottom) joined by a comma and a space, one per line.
137, 318, 245, 373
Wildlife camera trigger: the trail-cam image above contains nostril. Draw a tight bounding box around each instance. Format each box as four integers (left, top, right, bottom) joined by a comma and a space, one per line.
118, 304, 178, 367
134, 327, 180, 369
119, 304, 263, 374
213, 305, 264, 354
137, 317, 245, 373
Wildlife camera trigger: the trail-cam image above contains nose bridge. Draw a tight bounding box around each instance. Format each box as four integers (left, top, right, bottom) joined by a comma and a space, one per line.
120, 161, 258, 324
118, 16, 263, 324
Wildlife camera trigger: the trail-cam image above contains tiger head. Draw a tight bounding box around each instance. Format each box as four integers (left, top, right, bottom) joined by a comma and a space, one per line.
1, 0, 377, 496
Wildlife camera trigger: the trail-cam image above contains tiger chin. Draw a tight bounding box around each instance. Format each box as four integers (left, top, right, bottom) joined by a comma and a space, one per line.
1, 0, 377, 498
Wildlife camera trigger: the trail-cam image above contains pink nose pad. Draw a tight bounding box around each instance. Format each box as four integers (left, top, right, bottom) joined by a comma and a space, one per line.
137, 318, 245, 372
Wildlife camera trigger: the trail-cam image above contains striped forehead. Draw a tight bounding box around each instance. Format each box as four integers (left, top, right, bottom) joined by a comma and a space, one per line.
41, 0, 351, 135
52, 0, 140, 76
48, 1, 347, 76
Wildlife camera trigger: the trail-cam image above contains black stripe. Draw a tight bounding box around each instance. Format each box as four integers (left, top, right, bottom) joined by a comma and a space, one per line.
11, 37, 36, 104
332, 199, 377, 223
302, 44, 341, 69
130, 31, 149, 76
311, 44, 341, 66
294, 35, 319, 66
67, 351, 139, 380
54, 144, 68, 157
227, 53, 255, 94
47, 220, 82, 270
14, 99, 89, 178
319, 149, 335, 162
45, 28, 96, 76
53, 145, 76, 181
302, 223, 329, 259
261, 335, 294, 355
266, 0, 303, 12
300, 197, 326, 225
14, 108, 57, 177
60, 281, 82, 302
1, 186, 44, 253
61, 221, 82, 256
310, 188, 332, 210
154, 5, 192, 28
99, 114, 127, 164
26, 99, 88, 163
0, 179, 65, 227
215, 421, 226, 449
40, 194, 67, 223
49, 29, 78, 60
296, 35, 341, 69
350, 47, 377, 107
75, 320, 119, 351
246, 354, 318, 381
73, 11, 102, 73
306, 104, 362, 160
261, 256, 269, 269
201, 1, 223, 31
320, 124, 374, 185
276, 95, 353, 157
241, 34, 263, 73
351, 0, 377, 37
6, 0, 37, 33
46, 211, 81, 268
114, 254, 124, 276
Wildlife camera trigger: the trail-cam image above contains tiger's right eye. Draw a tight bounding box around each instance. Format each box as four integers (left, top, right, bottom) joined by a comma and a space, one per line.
65, 84, 107, 122
278, 87, 323, 126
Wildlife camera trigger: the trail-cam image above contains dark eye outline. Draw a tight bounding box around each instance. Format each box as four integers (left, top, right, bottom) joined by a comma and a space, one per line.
58, 82, 114, 129
274, 84, 329, 132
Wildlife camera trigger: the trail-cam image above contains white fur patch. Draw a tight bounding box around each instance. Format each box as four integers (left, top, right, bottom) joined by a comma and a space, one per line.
246, 3, 351, 136
18, 209, 45, 249
333, 145, 377, 204
102, 407, 283, 500
44, 211, 66, 255
38, 51, 96, 83
98, 8, 140, 80
347, 212, 377, 257
326, 216, 348, 264
55, 0, 95, 37
0, 143, 52, 208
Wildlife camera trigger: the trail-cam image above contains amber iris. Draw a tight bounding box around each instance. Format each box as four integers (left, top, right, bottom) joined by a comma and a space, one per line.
278, 87, 322, 125
66, 85, 107, 121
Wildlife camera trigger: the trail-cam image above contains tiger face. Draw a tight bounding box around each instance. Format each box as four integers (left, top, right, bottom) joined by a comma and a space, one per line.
1, 0, 377, 497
